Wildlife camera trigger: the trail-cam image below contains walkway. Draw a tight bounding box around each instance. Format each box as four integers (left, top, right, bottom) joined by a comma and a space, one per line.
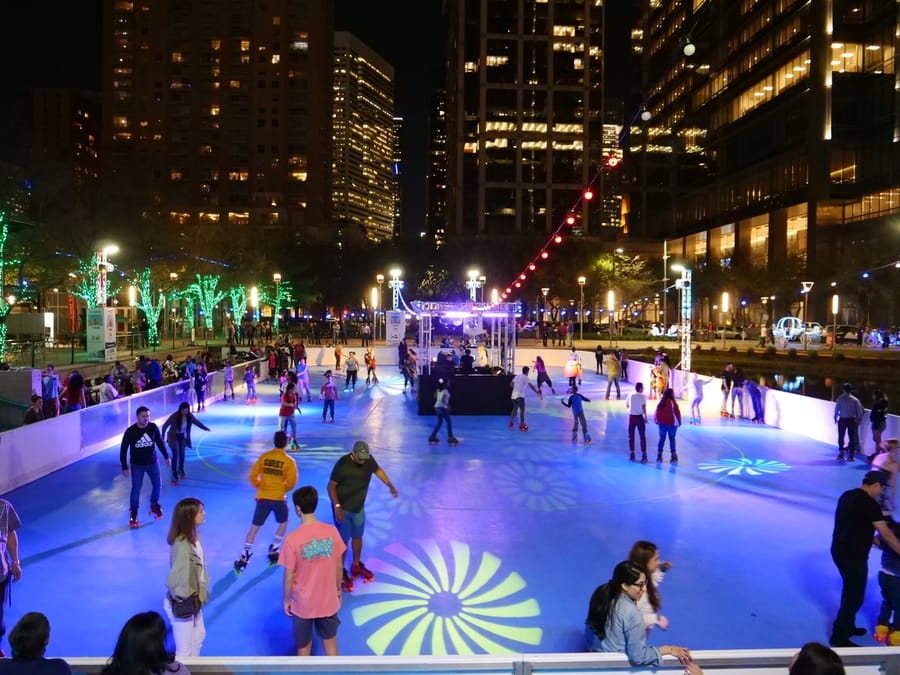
1, 361, 880, 657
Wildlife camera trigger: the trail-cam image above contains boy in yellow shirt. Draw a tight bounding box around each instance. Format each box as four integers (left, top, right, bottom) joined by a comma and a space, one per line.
234, 430, 298, 573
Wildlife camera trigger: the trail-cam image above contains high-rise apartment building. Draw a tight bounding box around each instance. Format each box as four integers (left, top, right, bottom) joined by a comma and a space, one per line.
426, 90, 448, 247
629, 0, 900, 290
445, 0, 621, 241
332, 32, 395, 244
101, 0, 334, 255
392, 116, 403, 237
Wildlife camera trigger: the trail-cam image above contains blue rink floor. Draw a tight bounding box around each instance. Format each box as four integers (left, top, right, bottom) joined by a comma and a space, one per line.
1, 363, 885, 657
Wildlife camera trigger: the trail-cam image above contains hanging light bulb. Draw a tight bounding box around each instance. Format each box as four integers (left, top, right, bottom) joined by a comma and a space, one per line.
640, 107, 652, 122
528, 263, 536, 271
582, 188, 594, 201
554, 235, 563, 244
540, 251, 549, 259
683, 38, 696, 56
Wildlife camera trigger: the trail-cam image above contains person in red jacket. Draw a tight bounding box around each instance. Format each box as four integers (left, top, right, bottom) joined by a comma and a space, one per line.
654, 388, 682, 464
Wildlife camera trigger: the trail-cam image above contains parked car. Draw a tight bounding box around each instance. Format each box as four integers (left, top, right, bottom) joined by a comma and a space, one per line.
714, 326, 745, 340
773, 316, 806, 341
825, 324, 860, 344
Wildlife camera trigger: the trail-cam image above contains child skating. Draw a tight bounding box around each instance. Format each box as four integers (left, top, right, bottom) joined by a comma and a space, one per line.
428, 378, 459, 445
562, 385, 591, 443
234, 430, 298, 573
689, 373, 713, 424
243, 367, 257, 404
320, 370, 339, 423
279, 382, 300, 450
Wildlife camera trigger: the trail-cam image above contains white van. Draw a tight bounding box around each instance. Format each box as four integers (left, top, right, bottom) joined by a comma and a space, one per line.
773, 316, 805, 341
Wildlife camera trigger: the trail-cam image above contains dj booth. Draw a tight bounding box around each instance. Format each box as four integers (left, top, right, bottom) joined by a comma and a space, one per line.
417, 372, 514, 415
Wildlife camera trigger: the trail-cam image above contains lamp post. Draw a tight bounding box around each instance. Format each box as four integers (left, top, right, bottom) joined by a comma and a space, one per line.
250, 285, 259, 321
577, 276, 586, 341
721, 292, 730, 349
607, 289, 615, 347
273, 273, 282, 332
466, 269, 481, 302
376, 274, 384, 341
831, 293, 839, 350
479, 275, 486, 303
95, 244, 119, 307
801, 281, 814, 351
671, 264, 693, 374
389, 268, 403, 310
171, 307, 177, 349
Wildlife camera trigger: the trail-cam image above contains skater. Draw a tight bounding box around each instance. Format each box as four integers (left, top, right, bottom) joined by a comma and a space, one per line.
120, 406, 170, 528
628, 540, 673, 633
429, 378, 458, 444
730, 366, 746, 418
296, 357, 312, 401
320, 370, 339, 423
562, 385, 591, 443
402, 349, 418, 393
0, 498, 21, 658
327, 440, 399, 592
397, 338, 408, 369
594, 344, 604, 374
243, 367, 257, 404
719, 363, 734, 417
604, 350, 621, 400
619, 349, 629, 382
625, 382, 648, 462
334, 343, 343, 372
223, 360, 235, 400
835, 382, 864, 462
875, 517, 900, 645
689, 373, 713, 424
872, 440, 900, 515
364, 347, 379, 385
234, 431, 298, 574
161, 402, 211, 484
279, 486, 346, 656
654, 388, 682, 464
344, 351, 359, 390
533, 355, 556, 395
584, 560, 692, 665
164, 498, 209, 657
508, 366, 542, 431
278, 382, 300, 449
564, 350, 581, 392
868, 390, 889, 462
746, 379, 764, 424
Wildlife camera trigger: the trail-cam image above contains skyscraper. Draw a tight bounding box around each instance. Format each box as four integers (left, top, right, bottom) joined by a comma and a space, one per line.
444, 0, 620, 241
331, 32, 395, 244
101, 0, 334, 257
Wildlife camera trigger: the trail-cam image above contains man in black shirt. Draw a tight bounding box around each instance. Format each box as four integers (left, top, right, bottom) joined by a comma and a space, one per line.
831, 470, 900, 646
120, 405, 169, 528
459, 349, 475, 373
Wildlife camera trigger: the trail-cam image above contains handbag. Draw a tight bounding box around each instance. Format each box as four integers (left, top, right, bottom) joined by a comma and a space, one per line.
169, 593, 200, 619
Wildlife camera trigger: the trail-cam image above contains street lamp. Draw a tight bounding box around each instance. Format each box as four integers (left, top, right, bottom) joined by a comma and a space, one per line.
273, 273, 282, 332
577, 276, 586, 341
541, 287, 550, 339
95, 244, 118, 307
466, 269, 481, 302
801, 281, 814, 351
721, 292, 730, 348
376, 274, 385, 341
250, 285, 259, 321
831, 293, 840, 350
607, 289, 615, 346
389, 268, 403, 310
479, 275, 486, 303
671, 264, 693, 374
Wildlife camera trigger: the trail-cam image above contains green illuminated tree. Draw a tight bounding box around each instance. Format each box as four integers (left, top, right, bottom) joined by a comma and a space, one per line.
258, 280, 293, 331
131, 267, 165, 346
68, 255, 120, 307
0, 213, 17, 357
228, 284, 248, 323
189, 274, 226, 330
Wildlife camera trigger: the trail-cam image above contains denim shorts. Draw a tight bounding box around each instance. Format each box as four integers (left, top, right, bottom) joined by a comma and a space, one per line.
252, 499, 288, 526
335, 508, 366, 543
292, 613, 340, 646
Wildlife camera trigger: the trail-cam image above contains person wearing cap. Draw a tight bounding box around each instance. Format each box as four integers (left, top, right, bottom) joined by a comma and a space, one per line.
834, 383, 864, 462
327, 440, 398, 591
23, 395, 44, 425
830, 470, 900, 647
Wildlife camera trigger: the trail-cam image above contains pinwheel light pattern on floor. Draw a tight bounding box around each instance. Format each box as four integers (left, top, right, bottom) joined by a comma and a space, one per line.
351, 539, 542, 655
697, 457, 791, 476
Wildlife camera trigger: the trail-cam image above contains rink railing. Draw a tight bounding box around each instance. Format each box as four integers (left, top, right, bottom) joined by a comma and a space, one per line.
66, 647, 900, 675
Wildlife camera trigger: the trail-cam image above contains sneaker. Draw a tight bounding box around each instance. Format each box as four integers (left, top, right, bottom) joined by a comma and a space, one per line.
150, 503, 164, 520
351, 561, 375, 582
267, 544, 280, 565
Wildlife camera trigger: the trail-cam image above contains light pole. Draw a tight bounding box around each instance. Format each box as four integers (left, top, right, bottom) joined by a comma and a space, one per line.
607, 289, 615, 346
466, 269, 481, 302
376, 274, 384, 341
95, 244, 119, 307
273, 273, 282, 332
389, 268, 403, 310
801, 281, 814, 351
250, 285, 259, 321
479, 275, 486, 303
577, 276, 586, 341
831, 293, 839, 350
672, 264, 693, 374
721, 292, 730, 349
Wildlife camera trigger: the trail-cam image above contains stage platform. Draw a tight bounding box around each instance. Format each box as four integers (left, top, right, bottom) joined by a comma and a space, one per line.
0, 362, 882, 657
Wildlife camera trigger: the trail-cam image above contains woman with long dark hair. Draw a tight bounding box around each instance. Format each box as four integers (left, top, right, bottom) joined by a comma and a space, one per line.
161, 403, 210, 485
628, 540, 673, 632
585, 560, 691, 666
100, 611, 189, 675
868, 389, 889, 462
163, 498, 209, 657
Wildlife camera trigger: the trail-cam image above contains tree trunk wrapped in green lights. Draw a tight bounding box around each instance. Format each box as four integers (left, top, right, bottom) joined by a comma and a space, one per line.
0, 214, 13, 358
189, 274, 227, 331
228, 284, 248, 325
132, 267, 165, 346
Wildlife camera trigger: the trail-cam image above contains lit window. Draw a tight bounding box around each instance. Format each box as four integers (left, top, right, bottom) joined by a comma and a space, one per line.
210, 105, 220, 116
272, 16, 280, 25
240, 40, 250, 52
171, 51, 184, 63
170, 169, 183, 181
230, 80, 241, 89
113, 116, 130, 128
211, 39, 221, 51
271, 54, 280, 64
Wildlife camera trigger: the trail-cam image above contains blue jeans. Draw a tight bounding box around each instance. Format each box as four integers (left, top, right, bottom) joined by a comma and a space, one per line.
322, 399, 335, 420
878, 571, 900, 627
170, 434, 187, 476
431, 408, 453, 438
279, 414, 296, 439
130, 459, 161, 512
657, 424, 677, 454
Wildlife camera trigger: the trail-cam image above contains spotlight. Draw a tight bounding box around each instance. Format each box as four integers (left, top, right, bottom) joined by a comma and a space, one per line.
640, 107, 652, 122
683, 39, 696, 56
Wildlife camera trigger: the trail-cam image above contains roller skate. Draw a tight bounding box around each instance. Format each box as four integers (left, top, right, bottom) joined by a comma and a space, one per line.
171, 473, 180, 485
234, 551, 252, 574
519, 422, 529, 431
267, 544, 280, 566
150, 503, 164, 520
890, 630, 900, 646
874, 624, 890, 644
837, 452, 847, 462
629, 452, 636, 462
428, 436, 440, 445
640, 453, 648, 464
351, 561, 375, 584
448, 437, 460, 445
848, 452, 856, 462
656, 452, 663, 463
289, 439, 300, 451
508, 420, 515, 429
670, 453, 679, 465
341, 568, 354, 592
572, 433, 578, 443
129, 510, 139, 529
584, 435, 592, 444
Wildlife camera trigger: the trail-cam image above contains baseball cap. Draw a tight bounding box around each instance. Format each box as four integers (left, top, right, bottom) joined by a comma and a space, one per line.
863, 470, 890, 487
352, 440, 370, 459
842, 382, 852, 392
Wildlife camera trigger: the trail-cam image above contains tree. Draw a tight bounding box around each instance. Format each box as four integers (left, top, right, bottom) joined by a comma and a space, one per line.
68, 254, 120, 307
228, 284, 248, 324
188, 274, 227, 331
258, 280, 293, 331
131, 267, 165, 346
0, 213, 18, 356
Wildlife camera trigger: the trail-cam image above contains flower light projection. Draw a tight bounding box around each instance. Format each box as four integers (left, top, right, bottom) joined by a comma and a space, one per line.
352, 540, 542, 655
493, 461, 576, 511
697, 458, 791, 476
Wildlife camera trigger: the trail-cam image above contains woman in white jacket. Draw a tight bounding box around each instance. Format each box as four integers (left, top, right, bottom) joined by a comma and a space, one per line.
628, 540, 673, 633
164, 497, 210, 657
